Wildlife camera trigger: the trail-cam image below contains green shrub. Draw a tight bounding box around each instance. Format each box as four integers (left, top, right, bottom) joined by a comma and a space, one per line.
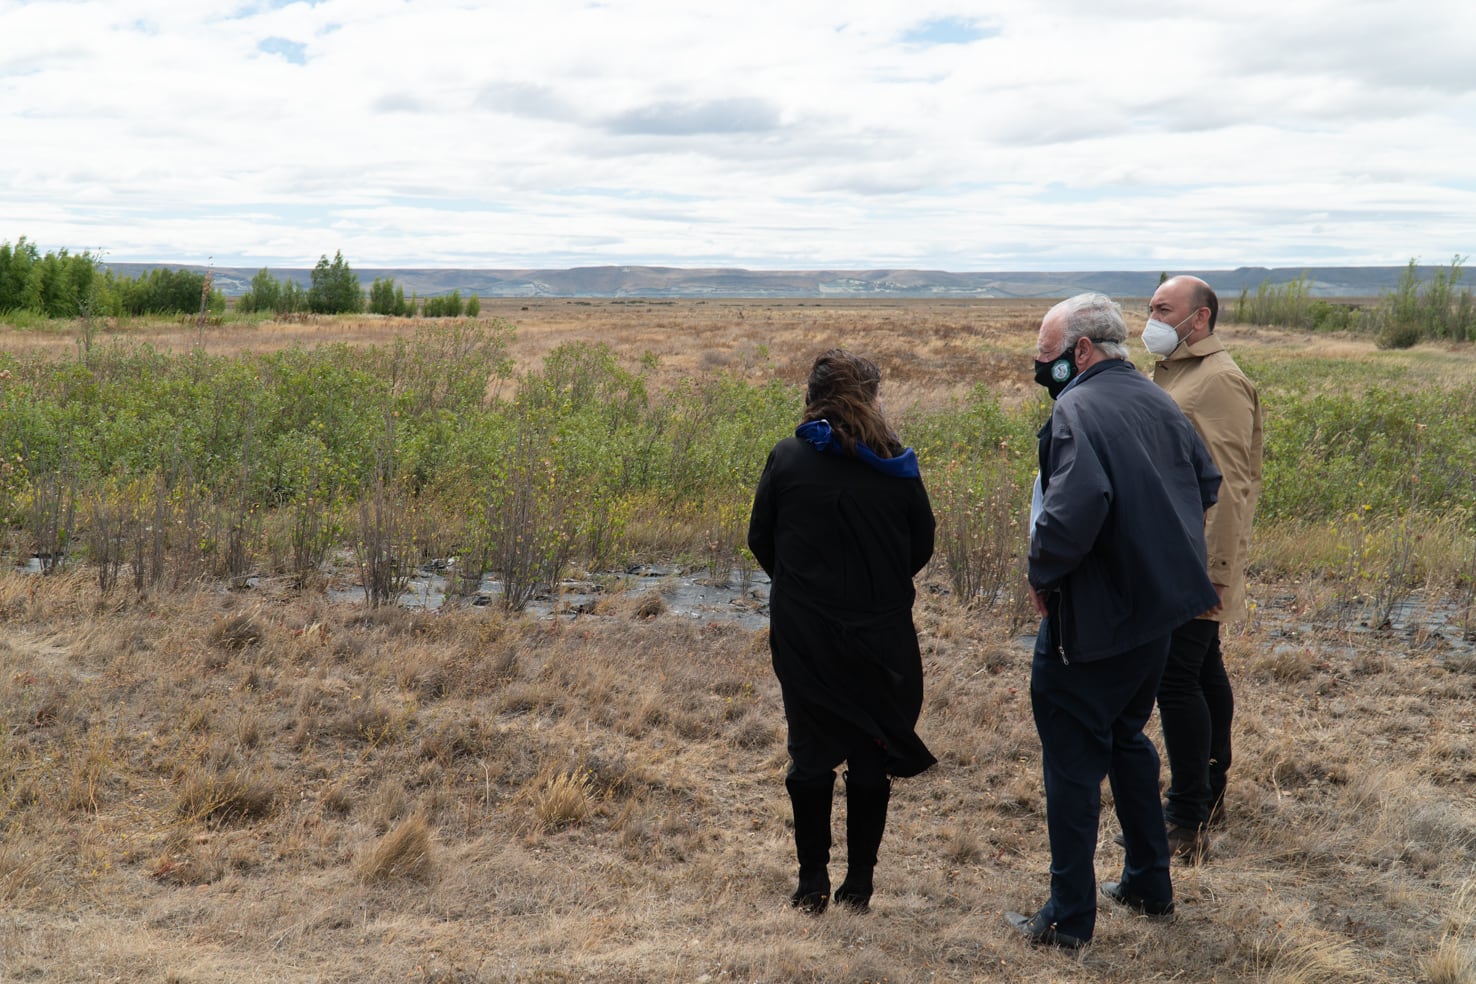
1366, 257, 1476, 345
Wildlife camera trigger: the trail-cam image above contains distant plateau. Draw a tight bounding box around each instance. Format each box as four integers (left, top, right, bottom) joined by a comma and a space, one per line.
102, 263, 1428, 300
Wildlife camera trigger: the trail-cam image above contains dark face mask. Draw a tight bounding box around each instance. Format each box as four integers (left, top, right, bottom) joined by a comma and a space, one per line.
1034, 354, 1076, 400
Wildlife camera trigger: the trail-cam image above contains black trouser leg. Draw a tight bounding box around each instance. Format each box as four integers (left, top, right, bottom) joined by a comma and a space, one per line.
835, 772, 890, 911
1157, 618, 1220, 829
1202, 628, 1234, 824
785, 773, 834, 912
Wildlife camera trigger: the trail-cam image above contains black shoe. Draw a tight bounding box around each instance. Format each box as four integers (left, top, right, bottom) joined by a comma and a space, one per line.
1100, 881, 1174, 918
1004, 909, 1088, 949
790, 886, 829, 914
833, 882, 872, 912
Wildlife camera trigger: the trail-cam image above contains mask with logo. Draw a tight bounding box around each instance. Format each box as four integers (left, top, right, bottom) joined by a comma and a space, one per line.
1034, 354, 1077, 400
1141, 313, 1195, 359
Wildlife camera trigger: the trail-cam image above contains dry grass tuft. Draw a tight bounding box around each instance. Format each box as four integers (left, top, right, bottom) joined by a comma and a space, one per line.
174, 766, 278, 825
357, 813, 434, 884
631, 590, 666, 620
1426, 940, 1476, 984
0, 838, 41, 901
1257, 938, 1379, 984
207, 609, 265, 651
531, 769, 595, 832
151, 837, 226, 887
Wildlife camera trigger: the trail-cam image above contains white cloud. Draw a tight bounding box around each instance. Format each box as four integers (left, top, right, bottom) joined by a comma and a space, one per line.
0, 0, 1472, 269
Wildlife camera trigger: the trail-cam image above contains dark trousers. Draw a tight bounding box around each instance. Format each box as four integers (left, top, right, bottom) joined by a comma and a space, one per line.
1030, 625, 1173, 941
1157, 618, 1234, 828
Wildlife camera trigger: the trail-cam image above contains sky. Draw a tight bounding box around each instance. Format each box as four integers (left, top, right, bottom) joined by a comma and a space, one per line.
2, 0, 1475, 271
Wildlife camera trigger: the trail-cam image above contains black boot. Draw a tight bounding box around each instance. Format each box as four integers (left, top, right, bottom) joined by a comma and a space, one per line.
834, 773, 890, 912
785, 774, 834, 913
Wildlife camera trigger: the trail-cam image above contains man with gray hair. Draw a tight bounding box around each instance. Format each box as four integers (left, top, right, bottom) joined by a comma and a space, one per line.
1006, 293, 1223, 949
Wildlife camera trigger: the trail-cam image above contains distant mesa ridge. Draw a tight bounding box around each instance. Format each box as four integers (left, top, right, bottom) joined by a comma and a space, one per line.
103, 263, 1429, 299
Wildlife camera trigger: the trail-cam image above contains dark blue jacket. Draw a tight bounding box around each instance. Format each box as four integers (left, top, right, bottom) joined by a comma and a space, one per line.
1029, 359, 1221, 663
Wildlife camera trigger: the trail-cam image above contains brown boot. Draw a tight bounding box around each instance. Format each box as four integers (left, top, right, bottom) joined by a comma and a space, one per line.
1166, 823, 1209, 862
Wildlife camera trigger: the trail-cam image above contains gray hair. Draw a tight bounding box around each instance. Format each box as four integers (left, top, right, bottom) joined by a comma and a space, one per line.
1052, 292, 1130, 361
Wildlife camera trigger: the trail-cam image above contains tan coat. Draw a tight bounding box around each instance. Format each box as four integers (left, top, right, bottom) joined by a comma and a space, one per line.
1153, 334, 1263, 621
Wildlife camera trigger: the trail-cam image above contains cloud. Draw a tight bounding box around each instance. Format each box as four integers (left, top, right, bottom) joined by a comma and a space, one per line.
605, 98, 783, 136
475, 82, 579, 122
0, 0, 1472, 269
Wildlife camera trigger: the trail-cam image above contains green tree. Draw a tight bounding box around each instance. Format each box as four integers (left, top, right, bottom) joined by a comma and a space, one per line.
114, 267, 212, 315
307, 250, 362, 314
368, 276, 406, 316
465, 294, 480, 317
238, 268, 282, 314
425, 290, 463, 318
0, 237, 41, 311
0, 239, 103, 317
279, 281, 307, 315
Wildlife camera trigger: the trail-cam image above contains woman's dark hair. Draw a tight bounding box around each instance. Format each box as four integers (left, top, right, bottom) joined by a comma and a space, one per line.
802, 349, 902, 458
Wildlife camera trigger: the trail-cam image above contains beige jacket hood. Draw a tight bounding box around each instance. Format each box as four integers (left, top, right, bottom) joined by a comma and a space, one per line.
1152, 334, 1264, 621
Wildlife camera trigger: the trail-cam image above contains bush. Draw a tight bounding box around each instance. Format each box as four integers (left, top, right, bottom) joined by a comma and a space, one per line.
368, 277, 410, 316
423, 291, 463, 318
1367, 257, 1476, 345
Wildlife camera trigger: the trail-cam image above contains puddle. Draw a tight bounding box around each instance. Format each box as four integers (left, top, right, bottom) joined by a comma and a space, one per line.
328, 563, 772, 628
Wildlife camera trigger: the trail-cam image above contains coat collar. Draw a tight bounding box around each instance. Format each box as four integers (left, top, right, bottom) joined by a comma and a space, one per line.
1162, 332, 1227, 363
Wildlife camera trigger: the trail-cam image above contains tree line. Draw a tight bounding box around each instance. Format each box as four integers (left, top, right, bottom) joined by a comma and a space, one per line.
0, 237, 223, 319
1231, 256, 1475, 348
0, 239, 480, 319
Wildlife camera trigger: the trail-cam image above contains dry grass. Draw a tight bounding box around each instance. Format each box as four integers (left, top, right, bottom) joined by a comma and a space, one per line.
3, 301, 1476, 982
1, 562, 1473, 982
357, 813, 435, 884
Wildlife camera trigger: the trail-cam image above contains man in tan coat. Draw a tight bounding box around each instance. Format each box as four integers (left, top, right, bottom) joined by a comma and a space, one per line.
1140, 275, 1263, 859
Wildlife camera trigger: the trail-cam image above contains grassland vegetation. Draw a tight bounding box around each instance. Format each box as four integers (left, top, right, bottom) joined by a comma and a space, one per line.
1, 299, 1474, 981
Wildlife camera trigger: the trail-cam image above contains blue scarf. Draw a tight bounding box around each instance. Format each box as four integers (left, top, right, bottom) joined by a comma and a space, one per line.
796, 419, 921, 479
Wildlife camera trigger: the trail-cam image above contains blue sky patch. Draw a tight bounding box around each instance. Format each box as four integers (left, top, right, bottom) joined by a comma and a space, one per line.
902, 17, 997, 45
258, 37, 307, 65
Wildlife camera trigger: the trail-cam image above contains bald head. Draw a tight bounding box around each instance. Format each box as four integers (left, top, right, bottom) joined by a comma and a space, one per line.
1150, 276, 1218, 342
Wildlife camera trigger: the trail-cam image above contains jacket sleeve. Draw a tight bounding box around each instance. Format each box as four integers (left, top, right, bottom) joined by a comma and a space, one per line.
746, 448, 779, 576
1193, 372, 1260, 585
1028, 410, 1112, 590
909, 478, 936, 576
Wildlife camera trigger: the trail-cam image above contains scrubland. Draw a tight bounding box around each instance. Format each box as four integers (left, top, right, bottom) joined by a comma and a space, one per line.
2, 299, 1475, 983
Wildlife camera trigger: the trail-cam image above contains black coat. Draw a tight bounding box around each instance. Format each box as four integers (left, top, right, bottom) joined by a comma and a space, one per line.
747, 435, 937, 778
1030, 359, 1222, 663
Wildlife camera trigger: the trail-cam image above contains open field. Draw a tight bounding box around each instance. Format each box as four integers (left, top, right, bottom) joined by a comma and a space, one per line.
3, 300, 1476, 982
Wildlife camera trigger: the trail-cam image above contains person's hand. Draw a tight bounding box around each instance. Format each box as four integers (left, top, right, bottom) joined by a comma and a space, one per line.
1028, 581, 1048, 616
1202, 582, 1226, 618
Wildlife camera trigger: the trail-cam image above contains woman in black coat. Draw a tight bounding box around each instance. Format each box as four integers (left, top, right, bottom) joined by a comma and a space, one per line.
747, 349, 936, 914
